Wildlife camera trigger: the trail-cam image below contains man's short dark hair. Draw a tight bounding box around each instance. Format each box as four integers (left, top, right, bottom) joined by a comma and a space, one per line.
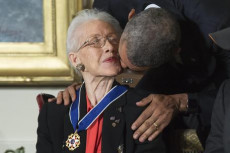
122, 8, 181, 67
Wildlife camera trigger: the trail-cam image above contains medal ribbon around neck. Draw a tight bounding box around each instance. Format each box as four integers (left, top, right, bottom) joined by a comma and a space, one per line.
69, 83, 128, 132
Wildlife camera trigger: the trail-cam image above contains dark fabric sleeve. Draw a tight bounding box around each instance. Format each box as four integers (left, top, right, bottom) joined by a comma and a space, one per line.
204, 81, 229, 153
167, 0, 230, 145
188, 89, 218, 146
187, 48, 230, 145
93, 0, 110, 12
36, 104, 53, 153
36, 102, 67, 153
92, 0, 130, 28
224, 100, 230, 153
124, 89, 166, 153
214, 48, 230, 79
188, 89, 216, 126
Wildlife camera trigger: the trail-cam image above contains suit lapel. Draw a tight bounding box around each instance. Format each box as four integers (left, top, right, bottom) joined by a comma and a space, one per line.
102, 90, 127, 153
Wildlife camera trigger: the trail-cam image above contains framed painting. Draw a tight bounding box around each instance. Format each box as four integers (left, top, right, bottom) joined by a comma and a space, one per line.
0, 0, 83, 85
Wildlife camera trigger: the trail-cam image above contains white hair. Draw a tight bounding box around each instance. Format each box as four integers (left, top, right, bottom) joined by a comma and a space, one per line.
66, 9, 122, 54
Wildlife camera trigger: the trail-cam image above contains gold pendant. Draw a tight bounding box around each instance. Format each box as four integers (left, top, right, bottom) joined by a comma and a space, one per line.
66, 133, 80, 151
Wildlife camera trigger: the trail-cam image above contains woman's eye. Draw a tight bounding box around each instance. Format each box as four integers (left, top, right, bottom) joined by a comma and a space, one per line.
109, 37, 118, 43
91, 38, 100, 43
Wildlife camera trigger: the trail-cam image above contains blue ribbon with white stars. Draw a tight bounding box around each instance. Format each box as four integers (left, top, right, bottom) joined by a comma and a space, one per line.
69, 83, 128, 132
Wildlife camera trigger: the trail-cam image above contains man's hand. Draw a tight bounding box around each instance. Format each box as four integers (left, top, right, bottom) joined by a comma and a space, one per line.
48, 83, 81, 105
132, 93, 188, 142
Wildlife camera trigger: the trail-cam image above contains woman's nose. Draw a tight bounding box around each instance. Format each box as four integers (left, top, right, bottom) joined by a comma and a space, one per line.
103, 39, 117, 53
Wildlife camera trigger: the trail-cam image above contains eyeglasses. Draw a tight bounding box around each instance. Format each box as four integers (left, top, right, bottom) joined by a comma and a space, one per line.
77, 34, 119, 52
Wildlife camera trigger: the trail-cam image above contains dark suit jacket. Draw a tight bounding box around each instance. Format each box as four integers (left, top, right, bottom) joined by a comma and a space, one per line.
204, 79, 230, 153
93, 0, 230, 145
36, 83, 166, 153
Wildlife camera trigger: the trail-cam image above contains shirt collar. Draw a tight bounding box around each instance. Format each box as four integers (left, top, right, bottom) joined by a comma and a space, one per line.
145, 4, 161, 10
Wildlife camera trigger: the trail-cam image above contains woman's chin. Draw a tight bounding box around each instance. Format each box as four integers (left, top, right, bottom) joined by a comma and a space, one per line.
99, 68, 121, 77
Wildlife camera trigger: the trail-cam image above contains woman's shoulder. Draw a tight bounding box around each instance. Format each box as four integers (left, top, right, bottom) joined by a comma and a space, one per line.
122, 87, 151, 116
126, 87, 151, 102
40, 101, 70, 118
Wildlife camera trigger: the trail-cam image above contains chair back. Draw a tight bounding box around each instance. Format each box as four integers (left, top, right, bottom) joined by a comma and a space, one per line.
36, 93, 55, 111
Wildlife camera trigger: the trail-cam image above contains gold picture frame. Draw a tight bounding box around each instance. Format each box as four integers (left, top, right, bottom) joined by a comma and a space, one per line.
0, 0, 83, 86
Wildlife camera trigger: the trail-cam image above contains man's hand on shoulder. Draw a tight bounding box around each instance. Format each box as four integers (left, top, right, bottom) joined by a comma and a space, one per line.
48, 83, 81, 105
132, 93, 188, 142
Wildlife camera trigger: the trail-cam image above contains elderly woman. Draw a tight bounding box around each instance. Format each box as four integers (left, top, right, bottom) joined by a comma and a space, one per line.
36, 9, 165, 153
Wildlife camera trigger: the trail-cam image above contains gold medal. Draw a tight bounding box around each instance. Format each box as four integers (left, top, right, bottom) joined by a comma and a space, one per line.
66, 132, 80, 151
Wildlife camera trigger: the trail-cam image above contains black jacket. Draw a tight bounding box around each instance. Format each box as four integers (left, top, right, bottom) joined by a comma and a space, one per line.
204, 79, 230, 153
93, 0, 230, 145
36, 83, 166, 153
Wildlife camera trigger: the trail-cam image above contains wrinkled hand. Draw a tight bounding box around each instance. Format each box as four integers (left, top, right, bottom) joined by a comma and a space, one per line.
48, 83, 81, 105
132, 93, 188, 142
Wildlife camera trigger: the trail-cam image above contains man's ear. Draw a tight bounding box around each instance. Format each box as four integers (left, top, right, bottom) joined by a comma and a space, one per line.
128, 9, 135, 20
68, 52, 81, 67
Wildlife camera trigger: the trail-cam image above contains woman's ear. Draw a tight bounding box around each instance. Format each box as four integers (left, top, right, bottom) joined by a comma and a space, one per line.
68, 52, 81, 67
128, 9, 135, 20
